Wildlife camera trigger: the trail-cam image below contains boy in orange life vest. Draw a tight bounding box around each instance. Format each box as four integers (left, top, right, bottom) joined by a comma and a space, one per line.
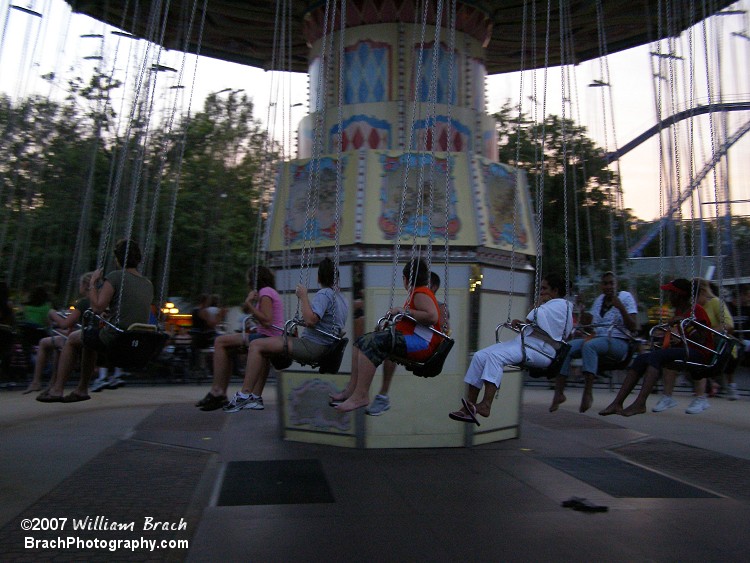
335, 258, 442, 413
599, 278, 713, 417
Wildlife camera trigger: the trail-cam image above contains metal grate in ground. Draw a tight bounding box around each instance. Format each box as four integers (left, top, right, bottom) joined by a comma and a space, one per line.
611, 438, 750, 501
0, 440, 210, 561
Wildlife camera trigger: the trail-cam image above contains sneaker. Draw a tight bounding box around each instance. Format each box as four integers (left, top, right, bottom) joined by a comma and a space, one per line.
686, 396, 709, 414
727, 385, 740, 401
106, 377, 124, 389
90, 378, 109, 393
223, 392, 260, 413
195, 392, 213, 407
652, 395, 677, 412
246, 396, 264, 410
199, 394, 228, 411
366, 394, 391, 416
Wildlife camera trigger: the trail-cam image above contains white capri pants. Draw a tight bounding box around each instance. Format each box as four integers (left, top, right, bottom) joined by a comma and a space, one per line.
464, 335, 554, 389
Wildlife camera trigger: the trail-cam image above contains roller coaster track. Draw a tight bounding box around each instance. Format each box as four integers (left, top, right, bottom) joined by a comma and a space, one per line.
627, 114, 750, 258
607, 101, 750, 162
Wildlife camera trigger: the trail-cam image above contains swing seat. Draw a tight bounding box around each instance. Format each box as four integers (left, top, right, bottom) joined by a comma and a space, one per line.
270, 318, 348, 374
497, 321, 570, 379
380, 312, 454, 378
0, 325, 16, 360
83, 311, 169, 371
651, 319, 736, 380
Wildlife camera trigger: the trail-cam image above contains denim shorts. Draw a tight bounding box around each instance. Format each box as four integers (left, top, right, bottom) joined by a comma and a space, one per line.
355, 330, 407, 367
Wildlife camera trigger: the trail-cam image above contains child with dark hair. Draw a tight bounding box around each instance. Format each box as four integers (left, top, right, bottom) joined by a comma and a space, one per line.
335, 258, 442, 413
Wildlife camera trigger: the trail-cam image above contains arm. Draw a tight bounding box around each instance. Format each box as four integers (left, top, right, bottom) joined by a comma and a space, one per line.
297, 284, 320, 327
246, 292, 274, 327
408, 292, 438, 326
612, 293, 638, 332
48, 308, 82, 330
88, 269, 114, 313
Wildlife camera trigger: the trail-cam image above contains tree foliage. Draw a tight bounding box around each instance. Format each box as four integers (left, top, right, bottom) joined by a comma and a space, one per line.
0, 80, 277, 308
494, 101, 637, 280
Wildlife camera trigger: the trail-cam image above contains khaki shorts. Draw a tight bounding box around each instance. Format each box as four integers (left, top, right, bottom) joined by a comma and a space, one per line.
290, 337, 331, 363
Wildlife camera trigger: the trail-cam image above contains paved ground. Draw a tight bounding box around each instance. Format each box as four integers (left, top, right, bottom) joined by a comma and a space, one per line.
1, 371, 749, 562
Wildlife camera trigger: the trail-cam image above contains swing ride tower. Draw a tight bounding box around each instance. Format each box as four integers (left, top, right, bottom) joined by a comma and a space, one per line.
264, 1, 539, 448
65, 0, 739, 448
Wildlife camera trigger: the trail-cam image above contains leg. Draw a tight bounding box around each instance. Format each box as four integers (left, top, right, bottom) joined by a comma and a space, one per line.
621, 365, 661, 416
209, 333, 244, 396
599, 356, 648, 416
74, 346, 97, 396
459, 339, 524, 418
25, 336, 54, 392
549, 376, 567, 412
330, 347, 359, 402
378, 359, 396, 396
550, 338, 584, 411
365, 359, 395, 415
45, 331, 83, 398
336, 350, 378, 412
242, 336, 284, 396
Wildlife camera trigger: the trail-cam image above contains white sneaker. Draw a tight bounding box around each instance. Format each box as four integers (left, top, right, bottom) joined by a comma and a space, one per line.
727, 386, 740, 401
366, 394, 390, 416
686, 396, 709, 414
652, 395, 677, 412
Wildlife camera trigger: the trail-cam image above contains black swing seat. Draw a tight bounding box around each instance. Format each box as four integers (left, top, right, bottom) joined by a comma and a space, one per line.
84, 310, 169, 371
650, 318, 737, 380
378, 312, 454, 378
0, 324, 16, 359
270, 317, 349, 375
496, 321, 571, 379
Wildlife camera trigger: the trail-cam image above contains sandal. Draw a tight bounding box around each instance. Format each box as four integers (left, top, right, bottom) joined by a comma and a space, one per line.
62, 392, 91, 403
36, 393, 63, 403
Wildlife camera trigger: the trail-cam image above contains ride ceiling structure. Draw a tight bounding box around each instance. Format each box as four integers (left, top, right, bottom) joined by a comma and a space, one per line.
66, 0, 736, 74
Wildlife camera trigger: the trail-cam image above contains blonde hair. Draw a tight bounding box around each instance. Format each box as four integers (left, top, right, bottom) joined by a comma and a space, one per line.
694, 278, 716, 299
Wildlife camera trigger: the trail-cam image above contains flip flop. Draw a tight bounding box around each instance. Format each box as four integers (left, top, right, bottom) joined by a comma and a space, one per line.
328, 400, 343, 407
62, 392, 91, 403
449, 410, 477, 424
461, 398, 481, 426
36, 393, 63, 403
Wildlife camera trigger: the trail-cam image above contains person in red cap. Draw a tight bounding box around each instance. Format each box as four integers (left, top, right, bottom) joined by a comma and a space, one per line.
599, 278, 713, 417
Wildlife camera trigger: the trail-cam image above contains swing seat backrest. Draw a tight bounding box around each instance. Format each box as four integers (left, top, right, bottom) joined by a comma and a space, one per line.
317, 337, 349, 374
106, 325, 169, 372
653, 319, 735, 380
270, 318, 348, 374
527, 340, 571, 379
410, 336, 454, 378
384, 313, 455, 378
499, 322, 570, 379
0, 325, 16, 359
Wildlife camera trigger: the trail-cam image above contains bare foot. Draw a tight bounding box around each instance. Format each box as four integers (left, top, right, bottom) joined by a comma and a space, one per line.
329, 391, 350, 402
474, 402, 491, 418
335, 397, 369, 413
22, 385, 42, 395
549, 394, 566, 412
621, 403, 646, 417
579, 392, 593, 413
598, 404, 622, 416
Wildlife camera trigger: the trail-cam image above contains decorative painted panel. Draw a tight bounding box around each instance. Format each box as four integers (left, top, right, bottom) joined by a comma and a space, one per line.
331, 114, 391, 151
479, 161, 530, 249
343, 40, 391, 104
413, 41, 459, 105
409, 115, 471, 152
284, 157, 346, 245
377, 153, 460, 240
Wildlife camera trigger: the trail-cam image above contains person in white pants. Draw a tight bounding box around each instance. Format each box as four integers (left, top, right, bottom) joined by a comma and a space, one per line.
450, 273, 573, 424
